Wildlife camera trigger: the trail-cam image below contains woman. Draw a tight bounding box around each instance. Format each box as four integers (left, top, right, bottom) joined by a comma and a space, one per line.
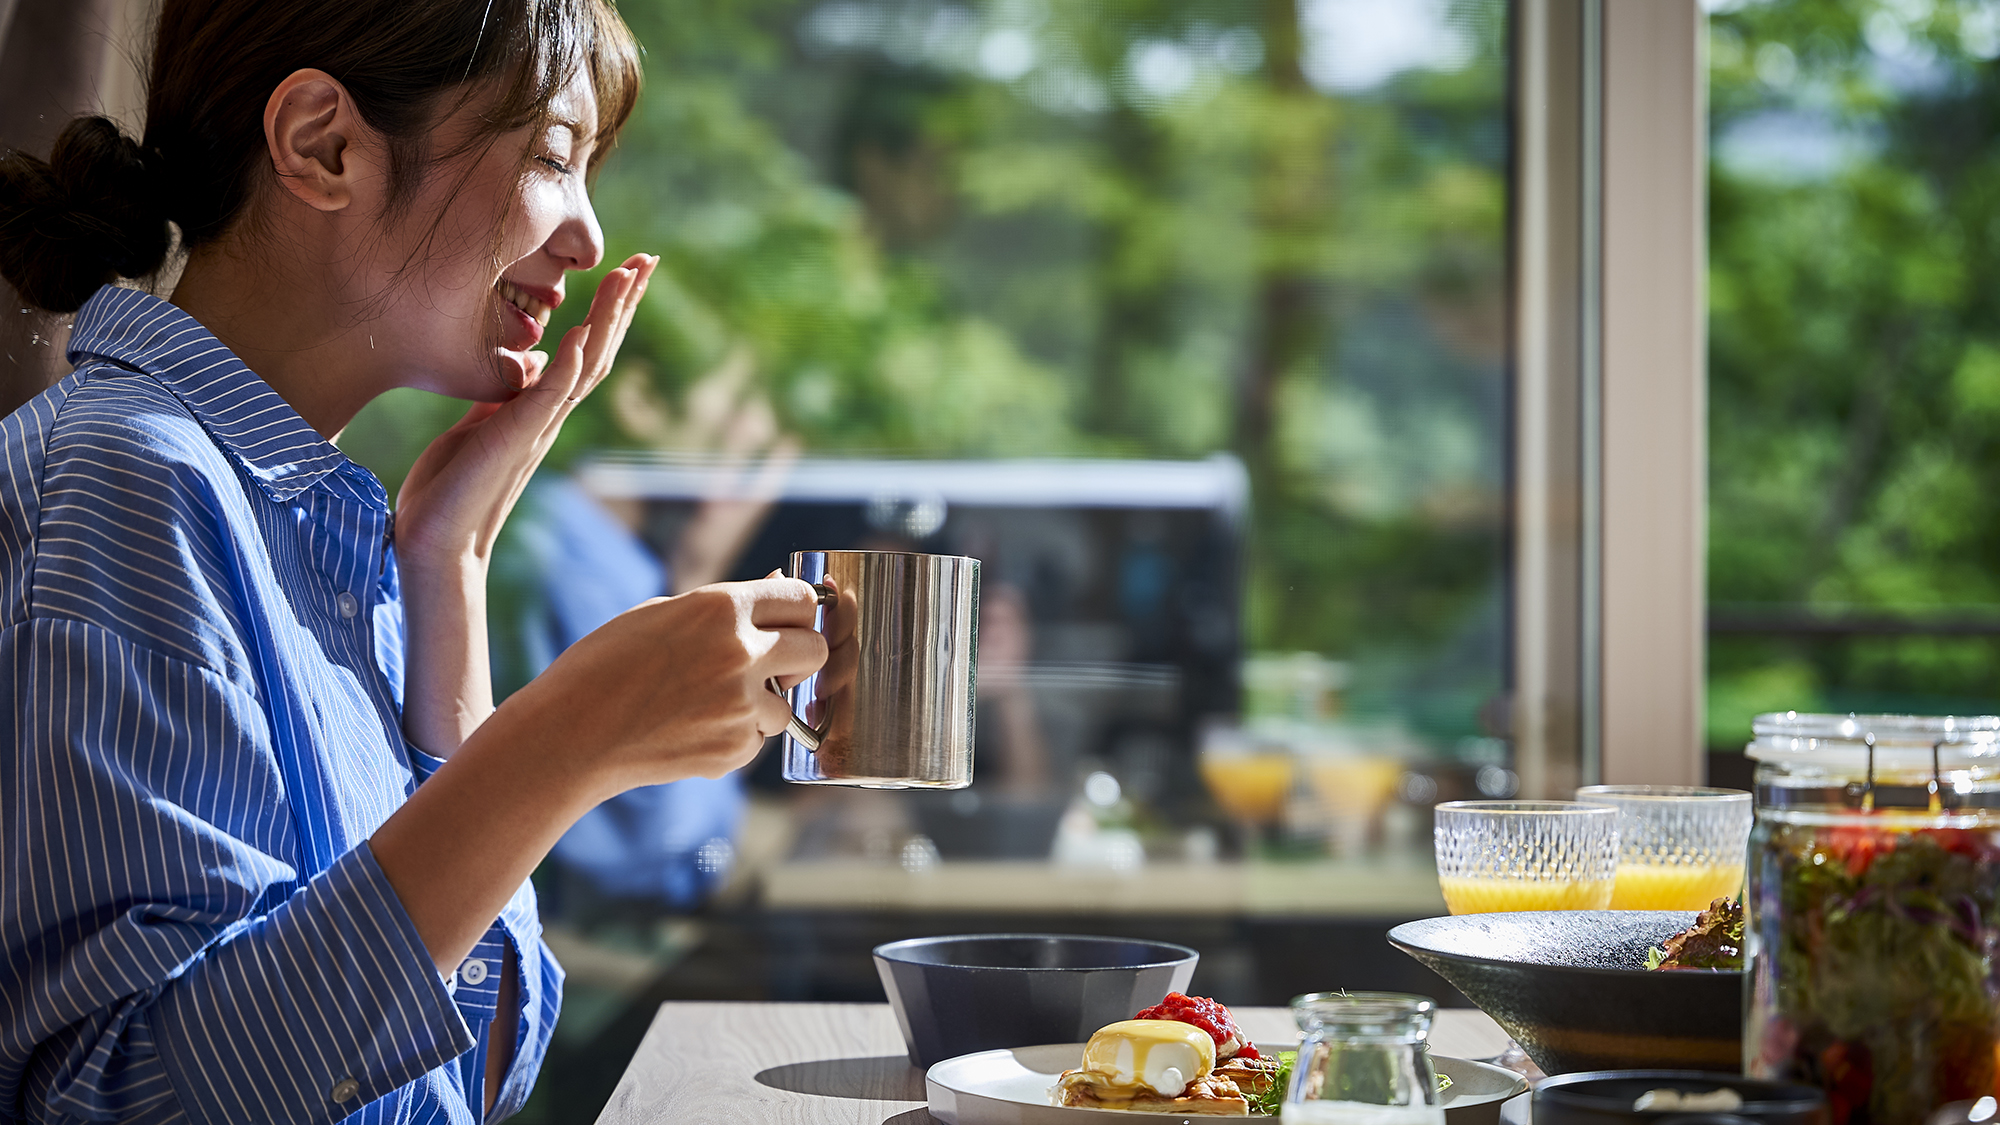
0, 1, 826, 1122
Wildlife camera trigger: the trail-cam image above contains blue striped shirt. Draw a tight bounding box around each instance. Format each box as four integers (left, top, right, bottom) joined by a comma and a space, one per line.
0, 286, 560, 1124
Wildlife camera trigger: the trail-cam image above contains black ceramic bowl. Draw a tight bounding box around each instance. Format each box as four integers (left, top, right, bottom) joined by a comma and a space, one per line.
1388, 912, 1742, 1076
1534, 1070, 1826, 1124
874, 933, 1198, 1068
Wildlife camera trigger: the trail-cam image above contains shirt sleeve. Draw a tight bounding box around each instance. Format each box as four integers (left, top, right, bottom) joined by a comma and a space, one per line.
0, 618, 475, 1125
480, 885, 564, 1123
400, 747, 562, 1124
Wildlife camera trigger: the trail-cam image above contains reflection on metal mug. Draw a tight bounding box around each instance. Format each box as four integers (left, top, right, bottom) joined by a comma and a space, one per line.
769, 550, 979, 788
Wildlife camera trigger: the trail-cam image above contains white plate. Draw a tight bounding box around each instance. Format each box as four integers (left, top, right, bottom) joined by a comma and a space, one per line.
926, 1042, 1529, 1124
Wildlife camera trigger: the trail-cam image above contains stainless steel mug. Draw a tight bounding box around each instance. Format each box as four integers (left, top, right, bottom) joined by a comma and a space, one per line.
772, 550, 979, 788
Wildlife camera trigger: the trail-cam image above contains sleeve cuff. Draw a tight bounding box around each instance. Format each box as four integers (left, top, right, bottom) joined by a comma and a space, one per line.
407, 743, 449, 784
151, 842, 475, 1125
485, 879, 563, 1122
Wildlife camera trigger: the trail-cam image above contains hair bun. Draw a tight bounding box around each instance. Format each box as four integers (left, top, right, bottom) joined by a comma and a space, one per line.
0, 116, 172, 314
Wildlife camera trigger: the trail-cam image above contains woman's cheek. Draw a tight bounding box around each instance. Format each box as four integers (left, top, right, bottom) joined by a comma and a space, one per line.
511, 180, 569, 251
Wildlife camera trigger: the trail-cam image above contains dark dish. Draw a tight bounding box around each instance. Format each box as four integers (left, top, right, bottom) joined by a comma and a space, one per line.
873, 933, 1198, 1068
1387, 911, 1741, 1076
1533, 1070, 1826, 1124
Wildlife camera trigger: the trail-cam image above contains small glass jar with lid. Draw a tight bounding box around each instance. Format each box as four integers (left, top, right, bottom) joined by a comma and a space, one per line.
1744, 712, 2000, 1123
1285, 991, 1444, 1124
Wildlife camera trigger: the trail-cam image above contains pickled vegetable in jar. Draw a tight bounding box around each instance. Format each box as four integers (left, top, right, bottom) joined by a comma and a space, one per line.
1745, 713, 2000, 1124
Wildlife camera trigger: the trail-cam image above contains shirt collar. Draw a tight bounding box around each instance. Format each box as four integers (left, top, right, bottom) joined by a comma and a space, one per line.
66, 285, 374, 505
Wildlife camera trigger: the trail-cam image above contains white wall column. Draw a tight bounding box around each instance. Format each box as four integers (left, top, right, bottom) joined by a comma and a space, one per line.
1597, 0, 1707, 785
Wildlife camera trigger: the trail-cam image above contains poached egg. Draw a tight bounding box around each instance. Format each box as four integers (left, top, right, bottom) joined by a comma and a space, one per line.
1073, 1019, 1216, 1099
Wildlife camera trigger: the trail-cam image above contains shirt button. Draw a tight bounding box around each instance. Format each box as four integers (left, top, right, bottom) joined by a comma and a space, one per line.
335, 591, 359, 619
329, 1077, 360, 1103
460, 958, 488, 986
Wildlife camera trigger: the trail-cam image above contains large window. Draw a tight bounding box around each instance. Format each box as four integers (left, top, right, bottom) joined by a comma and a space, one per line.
340, 2, 1510, 1117
1706, 0, 2000, 750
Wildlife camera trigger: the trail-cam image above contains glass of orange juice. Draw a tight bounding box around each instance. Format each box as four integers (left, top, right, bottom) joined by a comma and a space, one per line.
1574, 785, 1751, 910
1432, 801, 1619, 914
1198, 724, 1294, 859
1199, 751, 1294, 823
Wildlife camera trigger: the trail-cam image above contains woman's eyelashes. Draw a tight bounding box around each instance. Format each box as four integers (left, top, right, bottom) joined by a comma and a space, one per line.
535, 153, 575, 176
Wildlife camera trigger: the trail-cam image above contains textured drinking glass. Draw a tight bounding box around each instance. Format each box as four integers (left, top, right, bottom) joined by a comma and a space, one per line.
1433, 801, 1619, 914
1575, 785, 1752, 910
1285, 992, 1443, 1124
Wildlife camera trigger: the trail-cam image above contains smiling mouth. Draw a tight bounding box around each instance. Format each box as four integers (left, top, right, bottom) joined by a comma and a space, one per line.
496, 278, 555, 327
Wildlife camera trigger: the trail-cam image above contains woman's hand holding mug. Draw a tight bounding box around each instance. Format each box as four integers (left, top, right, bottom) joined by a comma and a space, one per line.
509, 575, 829, 802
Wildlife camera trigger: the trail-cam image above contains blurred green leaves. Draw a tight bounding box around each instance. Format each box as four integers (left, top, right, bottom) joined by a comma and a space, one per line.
1708, 0, 2000, 737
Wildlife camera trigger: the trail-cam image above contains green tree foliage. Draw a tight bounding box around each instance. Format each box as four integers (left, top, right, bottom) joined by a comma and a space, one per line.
1708, 0, 2000, 743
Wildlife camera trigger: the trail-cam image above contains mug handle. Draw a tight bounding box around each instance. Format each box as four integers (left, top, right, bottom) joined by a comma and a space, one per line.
765, 581, 838, 751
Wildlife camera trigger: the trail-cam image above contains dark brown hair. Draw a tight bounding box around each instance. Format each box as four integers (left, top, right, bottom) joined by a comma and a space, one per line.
0, 0, 640, 314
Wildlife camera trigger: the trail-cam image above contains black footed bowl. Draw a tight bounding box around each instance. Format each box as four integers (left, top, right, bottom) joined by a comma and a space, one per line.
1534, 1071, 1825, 1124
1388, 911, 1742, 1077
874, 933, 1198, 1069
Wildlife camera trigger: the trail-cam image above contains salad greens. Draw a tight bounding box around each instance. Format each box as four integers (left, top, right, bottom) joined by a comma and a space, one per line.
1246, 1051, 1293, 1116
1645, 897, 1745, 971
1751, 821, 2000, 1124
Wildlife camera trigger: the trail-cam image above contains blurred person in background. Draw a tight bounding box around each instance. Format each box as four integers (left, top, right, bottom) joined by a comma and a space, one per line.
491, 350, 797, 917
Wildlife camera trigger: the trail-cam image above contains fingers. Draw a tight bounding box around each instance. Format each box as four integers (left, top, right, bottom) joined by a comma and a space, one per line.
754, 679, 800, 740
759, 624, 828, 688
524, 323, 592, 424
592, 255, 656, 393
521, 349, 549, 391
531, 252, 659, 425
572, 255, 657, 403
576, 266, 635, 379
608, 254, 657, 350
743, 575, 823, 627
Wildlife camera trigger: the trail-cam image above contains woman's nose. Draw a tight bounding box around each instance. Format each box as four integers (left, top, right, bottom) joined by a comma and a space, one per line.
548, 192, 605, 272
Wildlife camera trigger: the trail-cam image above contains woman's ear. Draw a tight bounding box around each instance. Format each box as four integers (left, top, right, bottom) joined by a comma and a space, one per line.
263, 68, 371, 213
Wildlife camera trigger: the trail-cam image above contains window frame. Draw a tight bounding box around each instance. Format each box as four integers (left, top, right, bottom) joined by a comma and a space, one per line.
1511, 0, 1707, 792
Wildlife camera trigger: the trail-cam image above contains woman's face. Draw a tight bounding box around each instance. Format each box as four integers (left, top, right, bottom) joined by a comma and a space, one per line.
367, 69, 606, 400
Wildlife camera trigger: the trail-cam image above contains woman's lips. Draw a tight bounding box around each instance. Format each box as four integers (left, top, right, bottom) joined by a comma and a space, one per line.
496, 277, 558, 350
500, 298, 544, 349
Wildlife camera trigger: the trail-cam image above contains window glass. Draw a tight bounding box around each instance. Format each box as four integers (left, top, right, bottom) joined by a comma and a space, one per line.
340, 0, 1510, 1092
1707, 0, 2000, 749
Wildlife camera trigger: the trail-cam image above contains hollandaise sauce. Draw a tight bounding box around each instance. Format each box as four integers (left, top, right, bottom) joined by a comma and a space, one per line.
1075, 1020, 1215, 1099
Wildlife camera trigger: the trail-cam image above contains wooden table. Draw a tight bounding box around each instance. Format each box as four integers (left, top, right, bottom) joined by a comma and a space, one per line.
594, 1002, 1512, 1125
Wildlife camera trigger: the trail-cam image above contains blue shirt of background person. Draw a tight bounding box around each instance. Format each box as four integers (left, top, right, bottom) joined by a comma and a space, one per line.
489, 474, 744, 909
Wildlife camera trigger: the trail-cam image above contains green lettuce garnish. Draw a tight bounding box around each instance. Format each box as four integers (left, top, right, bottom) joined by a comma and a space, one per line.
1247, 1051, 1294, 1117
1645, 897, 1745, 971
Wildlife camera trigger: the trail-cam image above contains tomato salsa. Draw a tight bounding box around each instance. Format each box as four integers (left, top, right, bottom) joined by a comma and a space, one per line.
1134, 993, 1262, 1060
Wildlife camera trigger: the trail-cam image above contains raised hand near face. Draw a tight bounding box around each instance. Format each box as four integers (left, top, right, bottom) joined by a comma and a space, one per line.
393, 252, 659, 570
